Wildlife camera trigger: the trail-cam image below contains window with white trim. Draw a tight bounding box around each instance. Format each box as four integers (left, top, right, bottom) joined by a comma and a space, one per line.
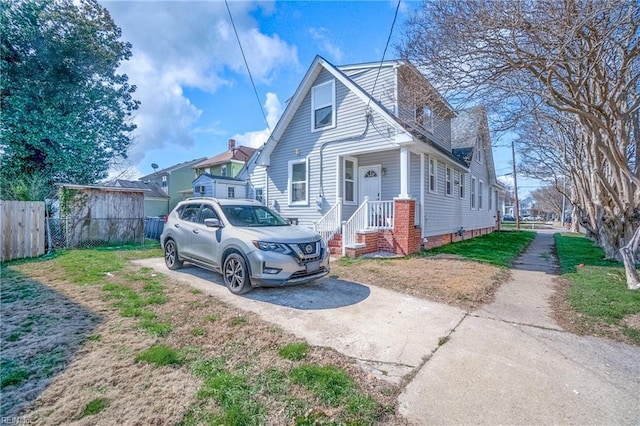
227, 187, 235, 199
458, 172, 465, 198
429, 157, 437, 193
343, 157, 356, 204
478, 180, 484, 209
255, 188, 263, 203
311, 80, 335, 130
471, 177, 477, 209
161, 175, 167, 188
445, 166, 452, 196
476, 136, 483, 164
288, 159, 308, 205
416, 104, 434, 132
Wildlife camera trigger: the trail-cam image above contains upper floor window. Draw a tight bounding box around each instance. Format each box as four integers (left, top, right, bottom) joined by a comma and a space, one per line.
429, 157, 437, 193
161, 175, 167, 188
416, 105, 434, 132
227, 187, 235, 199
311, 80, 335, 131
476, 136, 484, 164
445, 166, 452, 196
255, 188, 263, 203
288, 158, 308, 205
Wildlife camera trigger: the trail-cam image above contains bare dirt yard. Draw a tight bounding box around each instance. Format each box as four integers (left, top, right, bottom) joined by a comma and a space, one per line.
329, 255, 508, 311
1, 251, 507, 425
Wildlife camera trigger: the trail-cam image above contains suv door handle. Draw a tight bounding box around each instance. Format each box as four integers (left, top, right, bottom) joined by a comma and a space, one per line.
192, 229, 199, 234
174, 223, 180, 228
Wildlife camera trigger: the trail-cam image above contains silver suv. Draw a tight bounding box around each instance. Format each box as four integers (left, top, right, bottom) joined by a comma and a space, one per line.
160, 198, 329, 294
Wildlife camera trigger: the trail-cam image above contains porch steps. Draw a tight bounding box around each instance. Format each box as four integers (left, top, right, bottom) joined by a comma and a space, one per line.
327, 233, 342, 255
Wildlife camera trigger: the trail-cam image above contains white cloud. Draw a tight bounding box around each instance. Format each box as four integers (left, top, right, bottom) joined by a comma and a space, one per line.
308, 27, 344, 63
232, 92, 283, 149
100, 0, 298, 165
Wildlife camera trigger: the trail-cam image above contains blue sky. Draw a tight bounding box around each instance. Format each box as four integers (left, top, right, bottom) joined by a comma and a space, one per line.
100, 0, 533, 194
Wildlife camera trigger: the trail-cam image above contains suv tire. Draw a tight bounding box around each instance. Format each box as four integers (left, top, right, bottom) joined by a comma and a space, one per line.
164, 239, 183, 270
223, 252, 252, 294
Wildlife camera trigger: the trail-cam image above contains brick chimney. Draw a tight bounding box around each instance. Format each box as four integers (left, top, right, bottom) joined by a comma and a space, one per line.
228, 139, 236, 151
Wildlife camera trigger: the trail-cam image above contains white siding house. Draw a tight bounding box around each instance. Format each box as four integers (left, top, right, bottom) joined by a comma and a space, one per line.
248, 56, 500, 256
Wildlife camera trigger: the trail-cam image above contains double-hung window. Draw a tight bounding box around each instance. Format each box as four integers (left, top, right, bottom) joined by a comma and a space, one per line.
311, 80, 335, 130
458, 172, 465, 198
343, 157, 356, 204
488, 186, 493, 211
289, 159, 308, 205
429, 157, 437, 193
478, 180, 484, 209
471, 177, 477, 209
227, 187, 235, 199
445, 166, 452, 196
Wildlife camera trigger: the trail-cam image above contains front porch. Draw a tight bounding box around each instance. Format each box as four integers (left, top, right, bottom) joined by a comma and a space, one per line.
314, 197, 422, 258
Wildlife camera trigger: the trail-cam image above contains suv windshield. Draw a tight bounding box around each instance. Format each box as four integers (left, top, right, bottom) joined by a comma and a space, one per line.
221, 205, 290, 227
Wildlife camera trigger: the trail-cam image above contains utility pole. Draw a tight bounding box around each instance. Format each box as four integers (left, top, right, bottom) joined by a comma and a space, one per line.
512, 140, 520, 230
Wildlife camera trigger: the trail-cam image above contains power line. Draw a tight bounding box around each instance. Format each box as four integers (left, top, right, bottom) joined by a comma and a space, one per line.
224, 0, 271, 134
368, 0, 401, 110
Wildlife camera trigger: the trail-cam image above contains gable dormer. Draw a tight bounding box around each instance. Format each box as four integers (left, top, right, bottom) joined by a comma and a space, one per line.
395, 63, 455, 151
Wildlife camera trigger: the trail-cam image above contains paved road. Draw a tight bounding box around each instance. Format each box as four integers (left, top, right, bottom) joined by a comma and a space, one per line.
138, 230, 640, 424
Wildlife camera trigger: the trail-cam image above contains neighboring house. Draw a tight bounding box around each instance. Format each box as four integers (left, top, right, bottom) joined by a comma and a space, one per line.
247, 56, 501, 257
193, 139, 255, 177
192, 173, 248, 199
138, 157, 206, 212
114, 179, 170, 217
189, 139, 255, 199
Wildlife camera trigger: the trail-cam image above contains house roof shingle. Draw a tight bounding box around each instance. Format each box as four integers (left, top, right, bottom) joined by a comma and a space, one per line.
115, 179, 170, 198
193, 146, 256, 169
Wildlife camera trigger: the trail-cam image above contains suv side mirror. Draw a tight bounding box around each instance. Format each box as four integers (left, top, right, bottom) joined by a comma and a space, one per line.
204, 218, 222, 228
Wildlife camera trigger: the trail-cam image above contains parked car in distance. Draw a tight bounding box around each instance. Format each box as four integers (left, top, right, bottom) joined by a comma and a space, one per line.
160, 198, 330, 294
502, 215, 515, 222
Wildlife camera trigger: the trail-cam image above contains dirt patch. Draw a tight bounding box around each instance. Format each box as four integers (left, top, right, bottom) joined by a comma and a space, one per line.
329, 256, 508, 311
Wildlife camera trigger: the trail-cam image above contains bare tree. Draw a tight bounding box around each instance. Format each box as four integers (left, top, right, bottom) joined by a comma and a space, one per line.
400, 0, 640, 289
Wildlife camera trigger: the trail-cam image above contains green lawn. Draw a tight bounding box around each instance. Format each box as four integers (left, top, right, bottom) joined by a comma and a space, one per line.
555, 233, 640, 344
420, 230, 536, 268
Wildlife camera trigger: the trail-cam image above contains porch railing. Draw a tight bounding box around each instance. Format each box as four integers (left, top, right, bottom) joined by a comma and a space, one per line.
313, 198, 342, 244
342, 197, 394, 255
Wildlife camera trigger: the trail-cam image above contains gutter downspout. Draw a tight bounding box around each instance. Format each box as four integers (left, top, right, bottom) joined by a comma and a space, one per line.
318, 110, 372, 201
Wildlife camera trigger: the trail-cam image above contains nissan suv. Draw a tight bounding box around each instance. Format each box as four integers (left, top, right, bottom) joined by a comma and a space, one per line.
160, 198, 329, 294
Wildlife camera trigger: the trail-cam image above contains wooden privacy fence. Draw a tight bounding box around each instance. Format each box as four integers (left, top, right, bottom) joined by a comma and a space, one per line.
1, 200, 46, 262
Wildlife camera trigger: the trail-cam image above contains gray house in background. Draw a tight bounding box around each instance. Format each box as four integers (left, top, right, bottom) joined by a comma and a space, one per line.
138, 157, 205, 212
247, 56, 500, 257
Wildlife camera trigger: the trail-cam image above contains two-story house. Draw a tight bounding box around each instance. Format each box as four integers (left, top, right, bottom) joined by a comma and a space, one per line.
139, 157, 206, 213
246, 56, 500, 257
191, 139, 255, 199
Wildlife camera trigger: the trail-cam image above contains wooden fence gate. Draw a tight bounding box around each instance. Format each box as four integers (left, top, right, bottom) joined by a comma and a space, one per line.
1, 200, 46, 262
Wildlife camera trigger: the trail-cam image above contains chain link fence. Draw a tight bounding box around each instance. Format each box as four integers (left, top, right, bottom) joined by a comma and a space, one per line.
46, 217, 165, 251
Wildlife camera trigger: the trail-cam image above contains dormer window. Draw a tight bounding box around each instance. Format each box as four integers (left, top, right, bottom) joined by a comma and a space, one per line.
476, 136, 484, 164
311, 80, 335, 131
221, 165, 227, 176
416, 104, 434, 132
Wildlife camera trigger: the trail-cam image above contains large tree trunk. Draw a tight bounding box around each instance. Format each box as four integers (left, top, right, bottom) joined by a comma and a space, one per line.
619, 226, 640, 290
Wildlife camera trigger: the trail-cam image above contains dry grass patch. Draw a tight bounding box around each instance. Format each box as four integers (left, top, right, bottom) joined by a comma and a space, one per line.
329, 256, 508, 311
3, 254, 402, 425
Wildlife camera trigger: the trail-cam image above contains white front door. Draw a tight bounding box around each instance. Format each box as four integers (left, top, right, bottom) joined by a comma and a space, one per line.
359, 165, 381, 203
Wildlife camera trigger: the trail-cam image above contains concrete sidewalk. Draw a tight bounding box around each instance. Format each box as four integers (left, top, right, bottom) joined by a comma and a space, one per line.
398, 230, 640, 425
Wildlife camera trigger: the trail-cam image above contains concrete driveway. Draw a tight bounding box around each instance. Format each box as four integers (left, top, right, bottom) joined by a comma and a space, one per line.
136, 231, 640, 424
134, 258, 465, 383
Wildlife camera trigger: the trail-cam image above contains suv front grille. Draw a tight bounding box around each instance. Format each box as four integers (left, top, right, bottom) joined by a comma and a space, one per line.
289, 266, 328, 280
289, 240, 321, 262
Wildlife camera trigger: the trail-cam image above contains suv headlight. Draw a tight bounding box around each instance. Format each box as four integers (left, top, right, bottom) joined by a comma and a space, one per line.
252, 241, 292, 254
